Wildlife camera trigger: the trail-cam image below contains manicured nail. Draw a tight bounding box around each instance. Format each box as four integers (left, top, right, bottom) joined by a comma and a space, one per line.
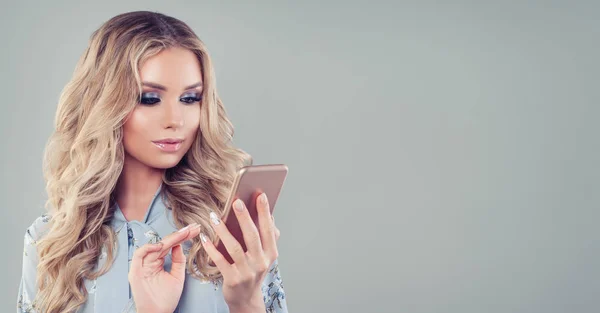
260, 193, 268, 205
178, 224, 194, 232
209, 211, 221, 225
200, 232, 208, 243
234, 199, 244, 212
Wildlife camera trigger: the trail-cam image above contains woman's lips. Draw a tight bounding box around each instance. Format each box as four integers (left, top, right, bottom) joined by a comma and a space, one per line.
152, 141, 182, 152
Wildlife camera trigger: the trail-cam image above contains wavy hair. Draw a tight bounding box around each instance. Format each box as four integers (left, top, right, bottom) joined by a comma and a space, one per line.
35, 11, 251, 313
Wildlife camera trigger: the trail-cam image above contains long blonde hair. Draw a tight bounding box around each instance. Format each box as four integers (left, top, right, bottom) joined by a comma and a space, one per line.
36, 11, 251, 313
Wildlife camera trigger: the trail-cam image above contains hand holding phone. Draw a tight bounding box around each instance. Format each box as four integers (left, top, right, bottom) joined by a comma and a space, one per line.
210, 164, 288, 265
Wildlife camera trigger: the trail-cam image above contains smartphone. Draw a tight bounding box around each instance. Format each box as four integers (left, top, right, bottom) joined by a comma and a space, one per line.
211, 164, 289, 265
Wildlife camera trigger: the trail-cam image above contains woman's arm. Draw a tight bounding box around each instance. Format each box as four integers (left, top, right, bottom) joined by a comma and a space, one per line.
260, 258, 288, 313
17, 214, 49, 313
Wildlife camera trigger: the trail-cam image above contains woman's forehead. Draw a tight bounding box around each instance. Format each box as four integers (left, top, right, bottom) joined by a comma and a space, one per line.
139, 47, 203, 91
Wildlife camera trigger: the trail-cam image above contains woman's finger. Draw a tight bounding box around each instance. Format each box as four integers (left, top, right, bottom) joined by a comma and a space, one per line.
130, 242, 163, 274
169, 244, 187, 281
256, 193, 277, 260
231, 198, 263, 256
209, 211, 250, 269
143, 258, 165, 269
200, 232, 234, 278
157, 223, 201, 259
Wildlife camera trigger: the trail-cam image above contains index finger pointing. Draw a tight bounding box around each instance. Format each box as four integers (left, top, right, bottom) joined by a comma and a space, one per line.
157, 223, 201, 258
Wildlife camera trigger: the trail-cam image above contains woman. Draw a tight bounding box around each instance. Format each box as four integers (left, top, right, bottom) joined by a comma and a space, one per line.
17, 11, 288, 313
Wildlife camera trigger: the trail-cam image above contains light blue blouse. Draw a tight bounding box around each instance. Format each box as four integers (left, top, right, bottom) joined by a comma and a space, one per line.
17, 184, 288, 313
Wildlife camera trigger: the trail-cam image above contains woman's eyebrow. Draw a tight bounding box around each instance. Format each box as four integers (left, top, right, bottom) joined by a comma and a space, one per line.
142, 81, 203, 91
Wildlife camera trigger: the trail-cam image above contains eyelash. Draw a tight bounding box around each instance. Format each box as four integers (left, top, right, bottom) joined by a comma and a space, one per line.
138, 94, 202, 106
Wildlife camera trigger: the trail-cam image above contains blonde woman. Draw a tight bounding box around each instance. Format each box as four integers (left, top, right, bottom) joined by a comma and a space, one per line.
17, 11, 288, 313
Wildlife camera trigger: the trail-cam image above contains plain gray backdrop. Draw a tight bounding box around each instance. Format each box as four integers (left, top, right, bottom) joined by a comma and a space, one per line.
1, 1, 598, 312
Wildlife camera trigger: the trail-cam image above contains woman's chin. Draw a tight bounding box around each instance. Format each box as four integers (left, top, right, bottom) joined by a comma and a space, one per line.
147, 156, 184, 169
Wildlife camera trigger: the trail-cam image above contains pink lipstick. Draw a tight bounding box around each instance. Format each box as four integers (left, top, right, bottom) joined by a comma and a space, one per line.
152, 138, 183, 152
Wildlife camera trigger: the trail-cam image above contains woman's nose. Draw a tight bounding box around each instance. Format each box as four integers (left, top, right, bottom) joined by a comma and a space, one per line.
163, 101, 184, 129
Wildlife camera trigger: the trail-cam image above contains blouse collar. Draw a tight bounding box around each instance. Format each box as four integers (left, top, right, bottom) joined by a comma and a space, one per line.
110, 182, 165, 231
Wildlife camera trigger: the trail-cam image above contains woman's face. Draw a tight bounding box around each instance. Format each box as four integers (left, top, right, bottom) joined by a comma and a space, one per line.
122, 46, 202, 169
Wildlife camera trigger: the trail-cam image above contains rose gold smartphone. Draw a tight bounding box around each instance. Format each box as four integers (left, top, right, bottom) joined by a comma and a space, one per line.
211, 164, 289, 265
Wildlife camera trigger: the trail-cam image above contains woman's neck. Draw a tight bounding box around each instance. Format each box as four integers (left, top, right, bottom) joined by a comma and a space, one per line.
115, 154, 164, 222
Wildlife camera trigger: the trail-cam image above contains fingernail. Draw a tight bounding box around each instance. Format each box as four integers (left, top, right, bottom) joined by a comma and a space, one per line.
234, 199, 244, 212
200, 232, 208, 243
260, 193, 268, 205
209, 211, 221, 225
178, 223, 196, 232
178, 225, 191, 232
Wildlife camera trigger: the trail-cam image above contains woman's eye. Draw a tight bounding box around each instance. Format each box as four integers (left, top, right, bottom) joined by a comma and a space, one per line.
139, 97, 160, 105
139, 92, 160, 105
181, 96, 202, 104
137, 93, 201, 105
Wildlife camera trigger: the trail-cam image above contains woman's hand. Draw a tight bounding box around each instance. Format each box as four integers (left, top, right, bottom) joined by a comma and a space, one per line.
200, 193, 281, 312
128, 223, 202, 313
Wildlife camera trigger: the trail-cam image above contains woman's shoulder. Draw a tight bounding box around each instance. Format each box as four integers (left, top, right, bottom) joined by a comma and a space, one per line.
23, 212, 52, 244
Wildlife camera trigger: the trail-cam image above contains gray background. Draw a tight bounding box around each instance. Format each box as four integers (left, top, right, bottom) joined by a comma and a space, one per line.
1, 1, 598, 312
